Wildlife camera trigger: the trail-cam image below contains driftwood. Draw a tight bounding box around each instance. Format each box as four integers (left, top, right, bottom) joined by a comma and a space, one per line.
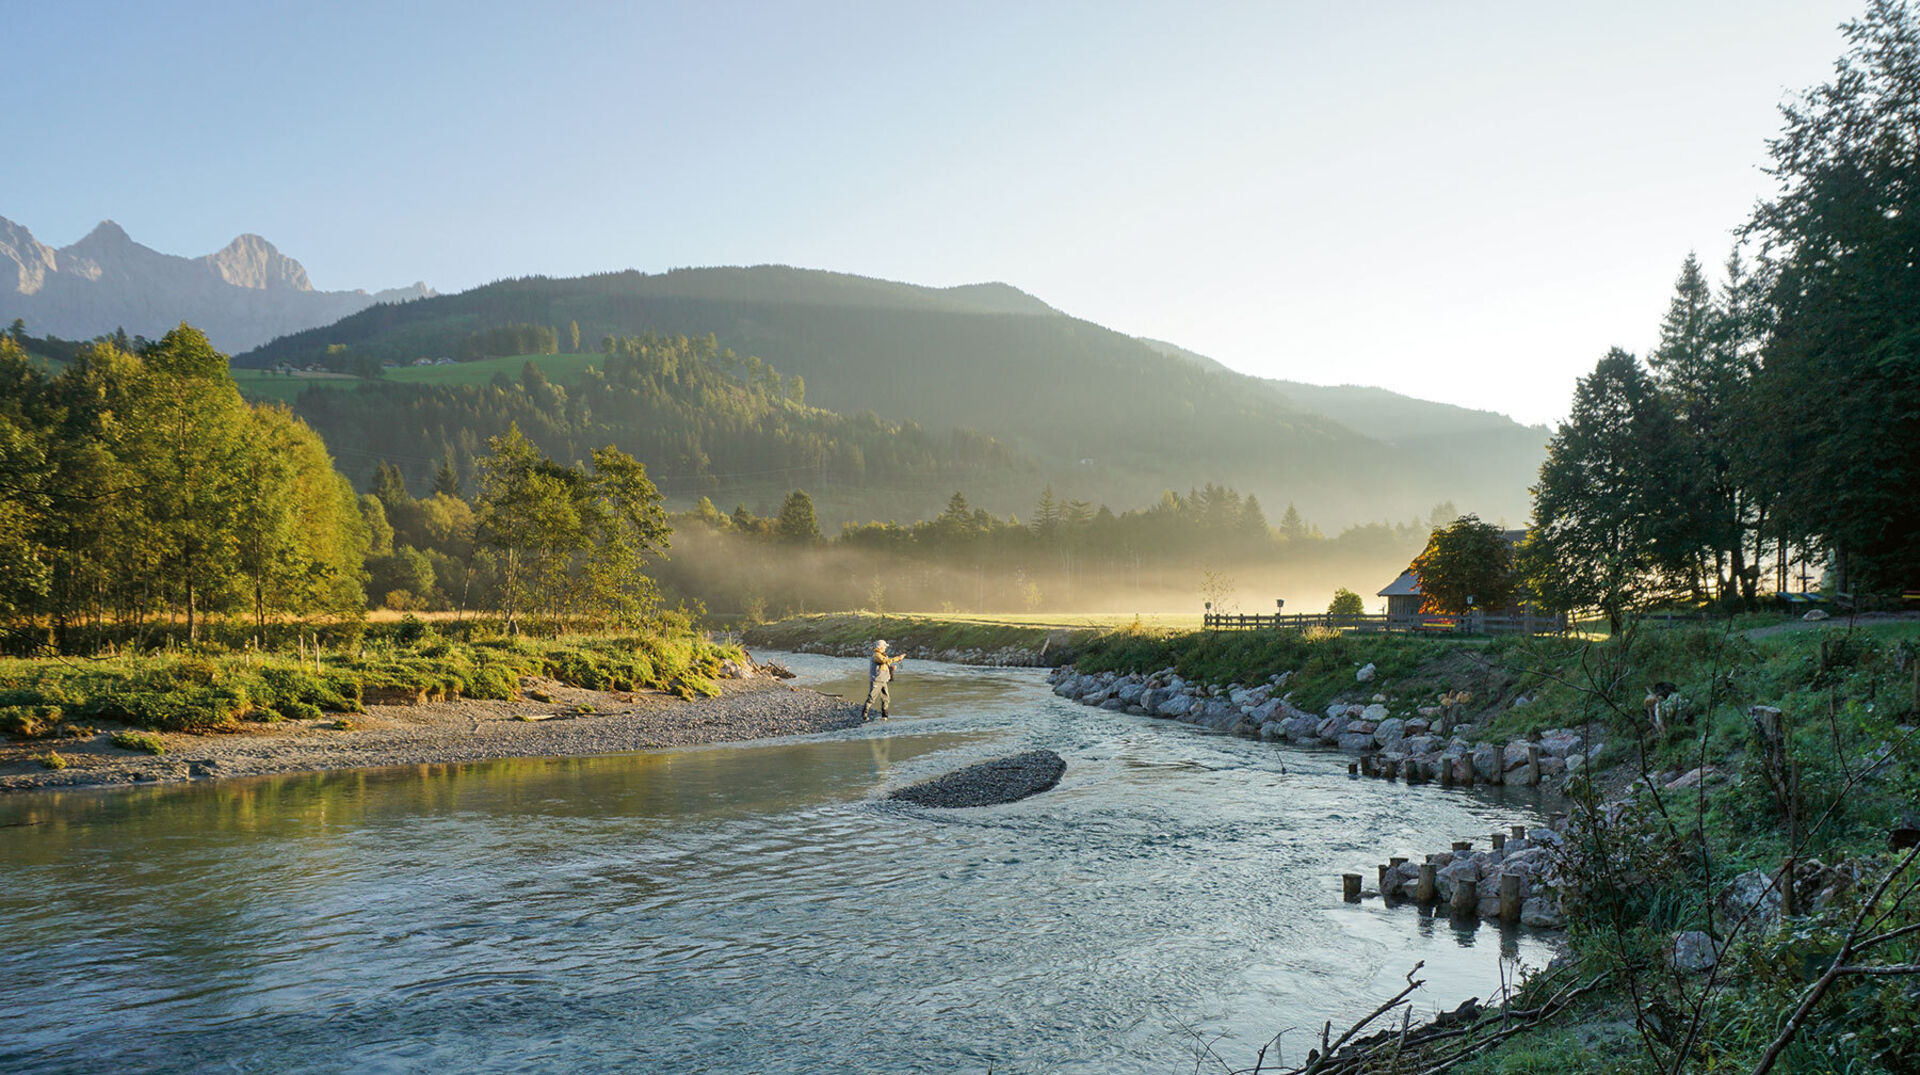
1227, 962, 1609, 1075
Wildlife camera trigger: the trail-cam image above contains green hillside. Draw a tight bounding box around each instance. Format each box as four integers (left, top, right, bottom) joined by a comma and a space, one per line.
238, 266, 1547, 525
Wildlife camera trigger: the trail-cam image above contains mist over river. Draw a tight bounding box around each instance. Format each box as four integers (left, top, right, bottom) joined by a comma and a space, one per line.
0, 653, 1557, 1073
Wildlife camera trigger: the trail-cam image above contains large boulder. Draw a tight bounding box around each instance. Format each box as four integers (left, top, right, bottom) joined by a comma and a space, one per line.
1503, 741, 1534, 770
1472, 744, 1503, 782
1137, 688, 1165, 714
1361, 703, 1390, 724
1115, 681, 1146, 705
1196, 700, 1241, 731
1717, 869, 1782, 934
1669, 931, 1719, 973
1281, 713, 1321, 741
1538, 730, 1584, 757
1157, 694, 1195, 719
1336, 732, 1376, 752
1521, 897, 1567, 929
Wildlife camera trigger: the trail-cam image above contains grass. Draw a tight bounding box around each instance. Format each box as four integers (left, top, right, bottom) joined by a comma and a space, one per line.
0, 623, 744, 736
229, 353, 606, 405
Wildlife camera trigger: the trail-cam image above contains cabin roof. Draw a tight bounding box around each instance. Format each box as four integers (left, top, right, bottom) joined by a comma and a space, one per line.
1378, 569, 1421, 598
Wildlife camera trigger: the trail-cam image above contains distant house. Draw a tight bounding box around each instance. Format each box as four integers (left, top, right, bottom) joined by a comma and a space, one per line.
1377, 529, 1529, 623
1378, 569, 1423, 621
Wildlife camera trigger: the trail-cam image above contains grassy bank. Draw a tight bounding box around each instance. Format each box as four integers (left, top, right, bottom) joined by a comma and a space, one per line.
1076, 617, 1920, 1073
0, 621, 742, 738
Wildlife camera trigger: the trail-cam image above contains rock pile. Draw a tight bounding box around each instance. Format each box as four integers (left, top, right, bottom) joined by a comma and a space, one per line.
1047, 665, 1601, 788
1371, 819, 1571, 928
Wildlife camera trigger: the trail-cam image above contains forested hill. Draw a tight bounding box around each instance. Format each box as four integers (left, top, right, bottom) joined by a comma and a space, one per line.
238, 266, 1547, 525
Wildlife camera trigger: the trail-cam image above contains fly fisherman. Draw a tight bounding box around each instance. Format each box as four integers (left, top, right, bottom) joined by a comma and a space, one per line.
860, 639, 906, 722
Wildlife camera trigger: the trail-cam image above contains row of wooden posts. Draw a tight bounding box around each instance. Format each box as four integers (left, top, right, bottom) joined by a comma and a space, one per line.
1345, 742, 1548, 787
1340, 824, 1551, 922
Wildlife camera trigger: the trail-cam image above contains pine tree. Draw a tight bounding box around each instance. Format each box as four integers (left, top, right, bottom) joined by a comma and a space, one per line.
1522, 350, 1692, 631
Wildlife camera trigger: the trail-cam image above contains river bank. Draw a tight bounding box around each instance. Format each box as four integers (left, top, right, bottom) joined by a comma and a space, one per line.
0, 672, 858, 793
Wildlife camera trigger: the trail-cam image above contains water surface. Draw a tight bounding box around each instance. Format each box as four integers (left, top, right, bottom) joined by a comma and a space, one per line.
0, 653, 1555, 1073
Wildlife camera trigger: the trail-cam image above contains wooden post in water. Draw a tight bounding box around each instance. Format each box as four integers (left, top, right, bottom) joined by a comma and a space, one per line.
1498, 873, 1521, 923
1343, 873, 1363, 902
1452, 840, 1472, 853
1417, 863, 1438, 904
1453, 753, 1475, 786
1378, 864, 1391, 895
1524, 743, 1542, 786
1491, 832, 1507, 852
1439, 761, 1455, 788
1451, 876, 1478, 919
1511, 824, 1528, 842
1348, 761, 1359, 776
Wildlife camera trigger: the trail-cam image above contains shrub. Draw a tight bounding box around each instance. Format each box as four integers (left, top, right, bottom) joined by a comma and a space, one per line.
35, 751, 67, 770
110, 730, 167, 755
1, 703, 61, 739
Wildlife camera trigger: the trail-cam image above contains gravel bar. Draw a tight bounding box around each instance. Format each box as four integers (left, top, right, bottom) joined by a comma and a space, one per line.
1, 677, 863, 793
888, 749, 1066, 808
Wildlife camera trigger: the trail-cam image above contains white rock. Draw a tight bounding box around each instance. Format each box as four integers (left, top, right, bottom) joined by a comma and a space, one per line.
1355, 663, 1377, 682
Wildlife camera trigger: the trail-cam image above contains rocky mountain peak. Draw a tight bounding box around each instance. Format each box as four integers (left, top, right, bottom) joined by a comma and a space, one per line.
206, 233, 312, 291
69, 219, 134, 252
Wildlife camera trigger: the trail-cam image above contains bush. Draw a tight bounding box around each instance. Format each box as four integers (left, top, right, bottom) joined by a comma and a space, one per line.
110, 730, 167, 754
35, 751, 67, 770
1, 703, 61, 739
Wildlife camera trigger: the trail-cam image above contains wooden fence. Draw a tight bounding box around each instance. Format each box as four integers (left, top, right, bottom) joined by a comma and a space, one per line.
1201, 610, 1569, 637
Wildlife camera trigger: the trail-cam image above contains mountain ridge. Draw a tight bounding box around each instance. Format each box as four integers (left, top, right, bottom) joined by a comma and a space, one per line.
238, 264, 1547, 527
0, 215, 433, 352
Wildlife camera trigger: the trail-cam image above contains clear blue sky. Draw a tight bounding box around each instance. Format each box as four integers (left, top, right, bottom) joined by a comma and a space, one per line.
5, 0, 1862, 425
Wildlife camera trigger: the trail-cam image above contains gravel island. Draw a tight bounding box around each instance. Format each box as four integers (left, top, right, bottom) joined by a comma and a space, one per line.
887, 749, 1066, 807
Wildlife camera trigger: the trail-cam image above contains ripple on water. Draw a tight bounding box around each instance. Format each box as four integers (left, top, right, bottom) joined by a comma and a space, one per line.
0, 653, 1558, 1074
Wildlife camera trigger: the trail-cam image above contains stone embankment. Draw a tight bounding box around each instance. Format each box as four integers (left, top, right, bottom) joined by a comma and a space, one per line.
1047, 662, 1612, 929
1046, 665, 1601, 790
780, 639, 1049, 667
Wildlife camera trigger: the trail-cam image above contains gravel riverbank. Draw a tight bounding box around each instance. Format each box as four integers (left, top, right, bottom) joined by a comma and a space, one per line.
0, 676, 861, 793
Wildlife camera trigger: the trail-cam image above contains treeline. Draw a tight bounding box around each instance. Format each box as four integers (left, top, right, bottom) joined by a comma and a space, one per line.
650, 483, 1443, 617
0, 327, 367, 643
458, 322, 558, 361
0, 324, 675, 651
357, 425, 669, 632
291, 331, 1019, 500
1519, 5, 1920, 626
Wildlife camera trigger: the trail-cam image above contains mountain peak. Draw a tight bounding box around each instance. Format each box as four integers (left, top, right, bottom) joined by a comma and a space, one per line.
205, 232, 311, 291
70, 219, 134, 251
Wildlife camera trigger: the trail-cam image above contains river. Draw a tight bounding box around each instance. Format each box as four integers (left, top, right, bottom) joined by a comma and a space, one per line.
0, 652, 1556, 1073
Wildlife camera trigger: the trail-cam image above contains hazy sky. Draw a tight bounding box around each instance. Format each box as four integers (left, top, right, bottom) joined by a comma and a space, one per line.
5, 1, 1862, 425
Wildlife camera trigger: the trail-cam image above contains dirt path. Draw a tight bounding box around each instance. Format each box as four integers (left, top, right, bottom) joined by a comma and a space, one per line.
0, 674, 863, 794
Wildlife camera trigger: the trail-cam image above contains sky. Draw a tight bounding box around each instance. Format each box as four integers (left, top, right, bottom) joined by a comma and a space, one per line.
4, 0, 1864, 426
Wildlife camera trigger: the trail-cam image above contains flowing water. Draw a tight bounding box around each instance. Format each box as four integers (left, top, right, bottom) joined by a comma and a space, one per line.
0, 653, 1557, 1073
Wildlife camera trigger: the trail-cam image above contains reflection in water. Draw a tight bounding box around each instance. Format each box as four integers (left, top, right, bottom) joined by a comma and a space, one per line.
0, 653, 1557, 1074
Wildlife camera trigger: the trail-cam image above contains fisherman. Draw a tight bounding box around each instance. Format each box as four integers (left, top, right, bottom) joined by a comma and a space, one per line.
861, 639, 906, 721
